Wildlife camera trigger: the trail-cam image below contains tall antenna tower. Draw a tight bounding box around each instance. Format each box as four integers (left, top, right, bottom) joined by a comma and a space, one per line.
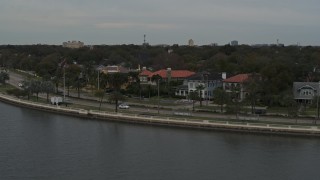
143, 34, 149, 47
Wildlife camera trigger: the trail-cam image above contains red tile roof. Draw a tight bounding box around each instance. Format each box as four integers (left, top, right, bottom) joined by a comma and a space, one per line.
150, 69, 195, 78
223, 74, 250, 83
140, 70, 153, 76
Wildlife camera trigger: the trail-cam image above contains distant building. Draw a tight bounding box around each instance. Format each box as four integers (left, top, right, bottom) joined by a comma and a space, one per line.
63, 41, 84, 49
188, 39, 195, 46
231, 40, 238, 46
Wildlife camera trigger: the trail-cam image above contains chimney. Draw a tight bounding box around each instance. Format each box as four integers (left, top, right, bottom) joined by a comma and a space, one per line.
222, 72, 226, 80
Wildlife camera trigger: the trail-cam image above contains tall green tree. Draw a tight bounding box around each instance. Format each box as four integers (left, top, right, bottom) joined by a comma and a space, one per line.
128, 71, 141, 98
94, 89, 105, 111
36, 53, 59, 80
260, 61, 293, 106
30, 80, 42, 101
243, 73, 261, 114
151, 74, 162, 112
189, 91, 199, 112
106, 73, 128, 112
279, 92, 298, 118
65, 64, 81, 96
213, 88, 229, 113
196, 84, 205, 107
41, 81, 55, 102
22, 80, 32, 100
0, 72, 9, 85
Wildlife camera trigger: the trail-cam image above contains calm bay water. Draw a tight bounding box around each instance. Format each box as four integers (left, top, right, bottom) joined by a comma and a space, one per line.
0, 102, 320, 180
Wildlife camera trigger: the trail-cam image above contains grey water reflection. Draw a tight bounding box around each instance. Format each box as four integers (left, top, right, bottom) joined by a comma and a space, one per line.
0, 102, 319, 180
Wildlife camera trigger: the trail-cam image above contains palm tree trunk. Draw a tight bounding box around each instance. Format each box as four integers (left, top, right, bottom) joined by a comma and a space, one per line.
55, 83, 59, 93
99, 94, 104, 111
192, 100, 195, 111
115, 99, 118, 112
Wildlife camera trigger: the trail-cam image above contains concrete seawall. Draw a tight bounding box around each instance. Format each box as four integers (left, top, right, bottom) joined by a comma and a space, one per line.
1, 93, 320, 137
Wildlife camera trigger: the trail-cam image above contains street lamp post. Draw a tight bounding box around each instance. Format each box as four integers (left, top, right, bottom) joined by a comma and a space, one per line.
77, 72, 83, 98
206, 74, 209, 106
157, 79, 160, 114
97, 70, 100, 90
203, 73, 209, 106
63, 67, 65, 101
317, 81, 320, 123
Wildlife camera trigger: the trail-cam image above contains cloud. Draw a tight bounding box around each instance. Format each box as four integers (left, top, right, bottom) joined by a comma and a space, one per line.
1, 0, 320, 45
95, 22, 178, 30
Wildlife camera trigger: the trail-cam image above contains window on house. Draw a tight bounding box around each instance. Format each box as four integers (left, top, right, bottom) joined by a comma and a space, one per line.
300, 89, 314, 96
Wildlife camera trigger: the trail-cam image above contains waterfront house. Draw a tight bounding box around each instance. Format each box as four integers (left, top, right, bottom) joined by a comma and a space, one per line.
139, 68, 195, 85
139, 68, 153, 83
175, 72, 225, 99
223, 73, 260, 101
100, 65, 129, 74
293, 82, 320, 104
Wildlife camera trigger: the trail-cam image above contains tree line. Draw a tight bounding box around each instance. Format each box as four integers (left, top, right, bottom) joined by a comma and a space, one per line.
1, 44, 320, 110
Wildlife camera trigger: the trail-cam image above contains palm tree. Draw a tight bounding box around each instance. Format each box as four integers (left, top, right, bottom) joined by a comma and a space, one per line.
243, 73, 261, 114
106, 73, 128, 112
108, 91, 125, 112
0, 72, 9, 86
189, 91, 199, 111
213, 88, 229, 113
41, 81, 55, 102
128, 71, 141, 96
30, 80, 42, 101
22, 80, 32, 100
94, 89, 105, 111
151, 74, 162, 113
196, 84, 205, 107
147, 84, 152, 98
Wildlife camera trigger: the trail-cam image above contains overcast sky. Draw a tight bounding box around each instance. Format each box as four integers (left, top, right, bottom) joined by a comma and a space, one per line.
1, 0, 319, 46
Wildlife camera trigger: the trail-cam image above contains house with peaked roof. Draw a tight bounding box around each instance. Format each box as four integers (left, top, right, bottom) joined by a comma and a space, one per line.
151, 68, 195, 82
101, 65, 129, 74
139, 68, 195, 85
293, 82, 320, 104
223, 73, 256, 101
175, 72, 225, 99
139, 68, 153, 83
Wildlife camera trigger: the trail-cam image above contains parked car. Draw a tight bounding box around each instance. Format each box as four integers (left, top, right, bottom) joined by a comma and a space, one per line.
119, 103, 129, 109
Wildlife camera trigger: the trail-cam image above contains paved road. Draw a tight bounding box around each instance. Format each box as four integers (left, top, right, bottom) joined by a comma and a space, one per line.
7, 71, 319, 125
8, 71, 24, 88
